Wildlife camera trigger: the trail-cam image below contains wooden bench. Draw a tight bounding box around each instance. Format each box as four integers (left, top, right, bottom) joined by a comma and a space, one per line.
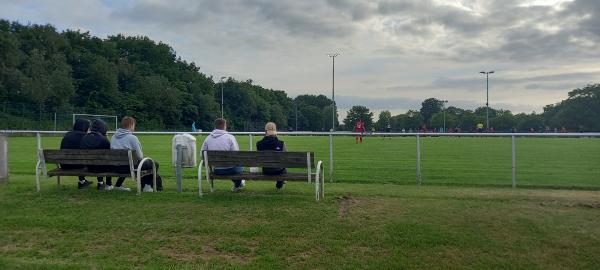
35, 149, 156, 195
198, 151, 324, 201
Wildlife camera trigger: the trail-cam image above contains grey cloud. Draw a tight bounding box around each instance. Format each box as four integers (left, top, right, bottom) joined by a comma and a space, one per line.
384, 71, 600, 93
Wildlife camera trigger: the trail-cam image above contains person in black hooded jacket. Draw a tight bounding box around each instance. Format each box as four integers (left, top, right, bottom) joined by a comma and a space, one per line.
80, 119, 112, 190
256, 122, 287, 189
60, 118, 92, 189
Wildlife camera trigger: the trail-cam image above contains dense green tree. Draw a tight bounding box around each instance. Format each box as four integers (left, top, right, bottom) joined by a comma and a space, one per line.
343, 105, 373, 131
420, 98, 444, 126
375, 110, 392, 131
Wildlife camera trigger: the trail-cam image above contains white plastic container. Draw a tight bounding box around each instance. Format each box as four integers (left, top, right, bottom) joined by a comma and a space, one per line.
172, 133, 197, 167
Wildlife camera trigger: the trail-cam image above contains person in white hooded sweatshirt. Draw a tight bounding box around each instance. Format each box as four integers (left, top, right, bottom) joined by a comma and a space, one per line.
201, 118, 245, 192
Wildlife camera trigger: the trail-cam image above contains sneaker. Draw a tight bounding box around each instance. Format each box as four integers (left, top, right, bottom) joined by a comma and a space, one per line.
113, 186, 131, 192
104, 185, 114, 191
78, 179, 93, 189
231, 180, 246, 192
275, 181, 285, 190
143, 184, 154, 192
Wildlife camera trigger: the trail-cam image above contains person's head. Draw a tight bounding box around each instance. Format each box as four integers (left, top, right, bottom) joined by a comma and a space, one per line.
121, 116, 136, 131
214, 118, 227, 130
265, 122, 277, 136
73, 119, 91, 133
91, 119, 108, 136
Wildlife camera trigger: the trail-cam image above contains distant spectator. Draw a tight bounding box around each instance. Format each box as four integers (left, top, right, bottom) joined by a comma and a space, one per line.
60, 119, 92, 189
476, 123, 484, 133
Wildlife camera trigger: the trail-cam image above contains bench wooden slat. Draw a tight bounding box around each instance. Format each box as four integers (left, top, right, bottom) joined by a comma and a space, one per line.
210, 172, 316, 181
47, 168, 152, 178
204, 151, 314, 168
43, 149, 139, 165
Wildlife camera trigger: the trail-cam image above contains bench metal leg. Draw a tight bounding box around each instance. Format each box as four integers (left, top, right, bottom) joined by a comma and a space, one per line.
35, 161, 41, 192
197, 160, 203, 198
315, 161, 324, 201
137, 158, 156, 195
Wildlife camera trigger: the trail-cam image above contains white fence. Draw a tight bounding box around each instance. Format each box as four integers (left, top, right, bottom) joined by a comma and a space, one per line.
2, 130, 600, 187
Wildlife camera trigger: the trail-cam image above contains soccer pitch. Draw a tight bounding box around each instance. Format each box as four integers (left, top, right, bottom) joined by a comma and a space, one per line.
1, 135, 599, 269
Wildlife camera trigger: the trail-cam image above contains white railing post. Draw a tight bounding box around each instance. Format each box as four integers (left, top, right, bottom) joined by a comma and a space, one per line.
249, 134, 253, 150
36, 132, 41, 150
416, 134, 421, 185
512, 135, 516, 188
329, 132, 334, 182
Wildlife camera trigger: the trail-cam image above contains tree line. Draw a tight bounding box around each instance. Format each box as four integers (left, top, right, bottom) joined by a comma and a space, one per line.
343, 86, 600, 132
1, 20, 598, 132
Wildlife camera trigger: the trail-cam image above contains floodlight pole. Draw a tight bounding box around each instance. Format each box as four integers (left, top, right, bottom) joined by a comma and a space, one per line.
327, 52, 339, 183
480, 71, 494, 131
220, 77, 226, 118
328, 53, 339, 132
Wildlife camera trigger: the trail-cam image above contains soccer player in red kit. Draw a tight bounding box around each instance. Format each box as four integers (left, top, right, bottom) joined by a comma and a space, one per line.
355, 119, 365, 144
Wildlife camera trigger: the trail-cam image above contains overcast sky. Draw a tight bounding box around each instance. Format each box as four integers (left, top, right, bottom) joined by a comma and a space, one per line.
2, 0, 599, 118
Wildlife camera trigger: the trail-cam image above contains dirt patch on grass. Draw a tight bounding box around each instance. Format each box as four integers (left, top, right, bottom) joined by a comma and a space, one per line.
336, 196, 359, 219
541, 200, 600, 209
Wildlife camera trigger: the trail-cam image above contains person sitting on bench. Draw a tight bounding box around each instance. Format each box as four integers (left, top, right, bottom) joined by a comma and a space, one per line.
110, 116, 163, 192
201, 118, 245, 192
60, 118, 92, 189
256, 122, 287, 190
80, 119, 113, 191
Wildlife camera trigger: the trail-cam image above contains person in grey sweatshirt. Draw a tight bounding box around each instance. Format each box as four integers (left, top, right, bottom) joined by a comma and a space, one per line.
110, 116, 163, 192
201, 118, 244, 192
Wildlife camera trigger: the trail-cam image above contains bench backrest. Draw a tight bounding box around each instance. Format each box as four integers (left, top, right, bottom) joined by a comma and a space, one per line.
203, 151, 315, 168
43, 149, 138, 166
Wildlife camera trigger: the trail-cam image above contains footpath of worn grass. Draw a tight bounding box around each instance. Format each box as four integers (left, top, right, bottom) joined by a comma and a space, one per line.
7, 135, 600, 188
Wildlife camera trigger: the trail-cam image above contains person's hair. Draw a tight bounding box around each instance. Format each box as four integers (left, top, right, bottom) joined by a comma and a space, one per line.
265, 122, 277, 136
121, 116, 136, 129
214, 118, 227, 130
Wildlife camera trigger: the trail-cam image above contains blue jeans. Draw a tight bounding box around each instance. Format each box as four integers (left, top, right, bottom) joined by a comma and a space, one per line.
213, 167, 244, 187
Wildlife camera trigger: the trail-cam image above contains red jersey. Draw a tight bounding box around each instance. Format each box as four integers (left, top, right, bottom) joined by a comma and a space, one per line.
355, 121, 365, 132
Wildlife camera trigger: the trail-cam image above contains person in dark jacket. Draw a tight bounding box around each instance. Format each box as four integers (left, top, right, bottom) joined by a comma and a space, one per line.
256, 122, 287, 189
60, 118, 92, 189
80, 119, 112, 190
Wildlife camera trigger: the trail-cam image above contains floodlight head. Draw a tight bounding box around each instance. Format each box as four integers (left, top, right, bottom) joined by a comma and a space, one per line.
489, 71, 495, 74
220, 76, 226, 82
327, 52, 340, 57
480, 71, 486, 74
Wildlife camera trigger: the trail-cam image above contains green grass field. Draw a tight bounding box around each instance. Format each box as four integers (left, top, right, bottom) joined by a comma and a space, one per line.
1, 135, 599, 269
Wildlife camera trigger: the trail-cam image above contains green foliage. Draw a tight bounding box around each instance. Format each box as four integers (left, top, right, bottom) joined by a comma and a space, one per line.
420, 98, 444, 125
375, 110, 392, 131
0, 20, 338, 131
543, 84, 600, 131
